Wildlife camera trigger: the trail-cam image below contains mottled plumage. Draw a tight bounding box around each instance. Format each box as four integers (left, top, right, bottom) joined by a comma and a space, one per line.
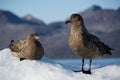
65, 14, 113, 74
9, 33, 44, 61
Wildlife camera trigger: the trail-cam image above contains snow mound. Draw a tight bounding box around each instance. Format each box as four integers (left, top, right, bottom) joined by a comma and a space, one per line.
0, 48, 120, 80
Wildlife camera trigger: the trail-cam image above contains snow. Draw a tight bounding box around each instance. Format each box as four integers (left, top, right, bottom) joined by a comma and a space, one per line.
0, 48, 120, 80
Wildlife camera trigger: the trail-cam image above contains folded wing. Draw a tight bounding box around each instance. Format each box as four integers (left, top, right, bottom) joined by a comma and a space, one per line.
9, 40, 26, 53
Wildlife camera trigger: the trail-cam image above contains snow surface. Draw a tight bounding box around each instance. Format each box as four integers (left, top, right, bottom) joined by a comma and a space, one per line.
0, 48, 120, 80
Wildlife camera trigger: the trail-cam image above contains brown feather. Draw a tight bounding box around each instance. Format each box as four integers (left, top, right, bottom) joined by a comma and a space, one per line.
9, 33, 44, 60
67, 14, 113, 59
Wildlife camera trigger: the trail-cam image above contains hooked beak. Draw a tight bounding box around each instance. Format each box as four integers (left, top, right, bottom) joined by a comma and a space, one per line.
35, 36, 40, 40
65, 20, 71, 24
